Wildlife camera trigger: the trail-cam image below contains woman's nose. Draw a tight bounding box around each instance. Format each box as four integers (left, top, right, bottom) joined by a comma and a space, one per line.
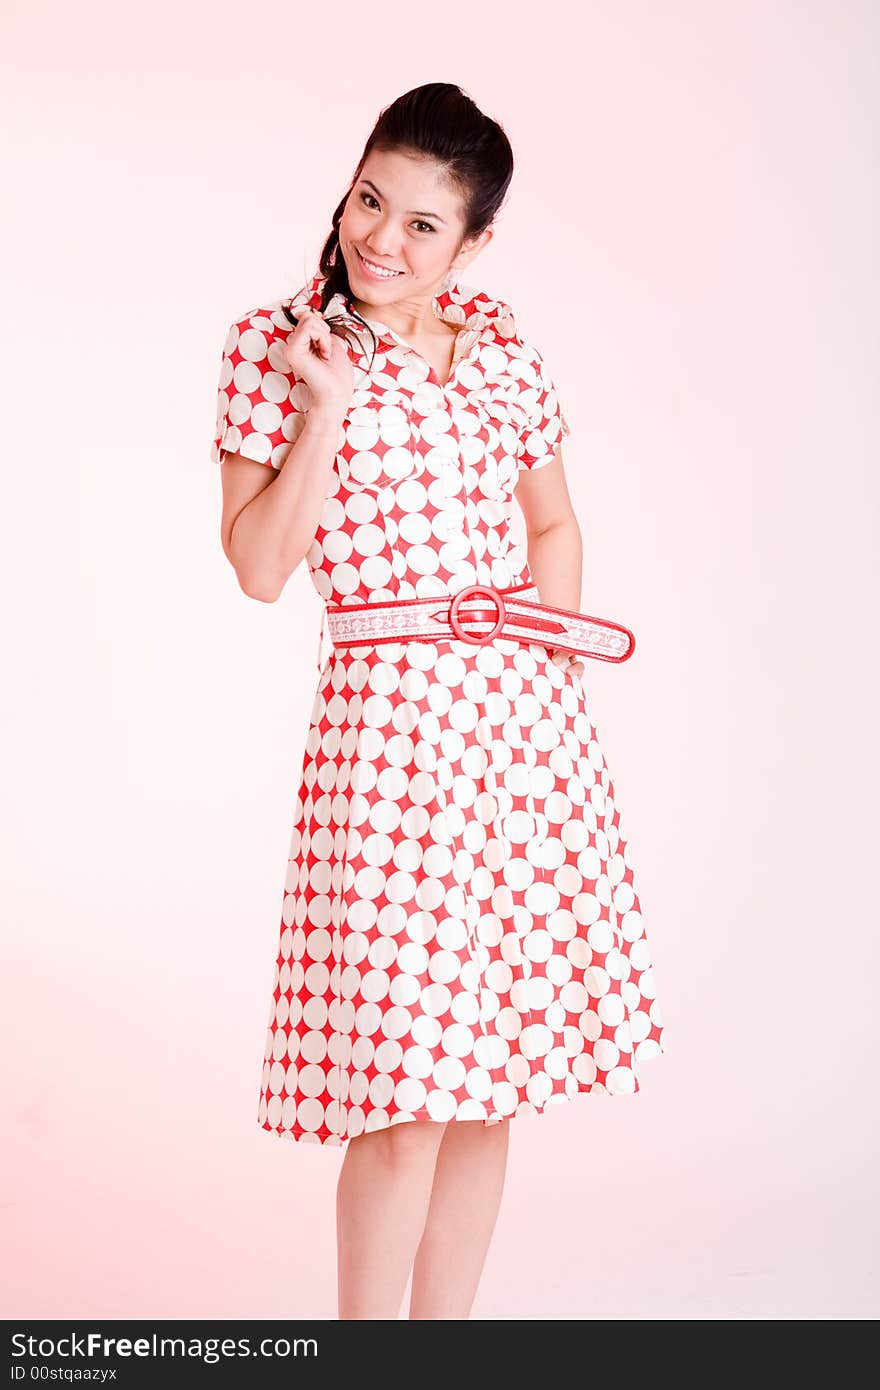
366, 230, 402, 258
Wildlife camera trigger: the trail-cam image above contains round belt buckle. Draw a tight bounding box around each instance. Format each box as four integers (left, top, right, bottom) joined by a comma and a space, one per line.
449, 584, 507, 645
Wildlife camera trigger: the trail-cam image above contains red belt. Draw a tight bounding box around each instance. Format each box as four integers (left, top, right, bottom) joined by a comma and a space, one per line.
317, 581, 635, 669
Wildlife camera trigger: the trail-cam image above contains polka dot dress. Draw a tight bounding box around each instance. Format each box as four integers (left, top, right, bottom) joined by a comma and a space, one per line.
212, 270, 667, 1145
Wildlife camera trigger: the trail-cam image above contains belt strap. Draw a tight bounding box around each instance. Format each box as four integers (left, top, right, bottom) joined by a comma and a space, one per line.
321, 582, 635, 666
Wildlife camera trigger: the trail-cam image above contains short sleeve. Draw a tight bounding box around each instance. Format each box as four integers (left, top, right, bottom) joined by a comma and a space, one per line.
211, 304, 309, 469
515, 340, 571, 471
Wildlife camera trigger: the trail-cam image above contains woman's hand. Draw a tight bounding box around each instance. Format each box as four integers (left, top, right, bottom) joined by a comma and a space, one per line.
284, 306, 354, 417
550, 648, 585, 681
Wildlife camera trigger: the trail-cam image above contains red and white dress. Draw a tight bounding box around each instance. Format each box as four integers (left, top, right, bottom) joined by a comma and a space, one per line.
212, 269, 667, 1146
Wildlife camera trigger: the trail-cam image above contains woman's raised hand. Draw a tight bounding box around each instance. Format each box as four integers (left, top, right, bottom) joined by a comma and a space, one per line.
283, 306, 354, 417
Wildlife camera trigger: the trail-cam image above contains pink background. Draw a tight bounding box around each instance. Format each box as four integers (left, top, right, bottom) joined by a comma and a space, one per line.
3, 1, 877, 1319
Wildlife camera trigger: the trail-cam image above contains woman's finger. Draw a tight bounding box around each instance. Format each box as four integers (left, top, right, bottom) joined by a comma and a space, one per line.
304, 313, 333, 359
285, 307, 334, 369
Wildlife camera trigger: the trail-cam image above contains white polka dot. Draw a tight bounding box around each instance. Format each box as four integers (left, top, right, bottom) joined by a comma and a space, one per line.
373, 1038, 403, 1074
587, 919, 615, 953
420, 983, 452, 1016
594, 1039, 620, 1072
441, 1023, 476, 1058
360, 970, 391, 1003
395, 1076, 428, 1111
425, 1089, 457, 1121
300, 1030, 327, 1063
433, 1055, 466, 1090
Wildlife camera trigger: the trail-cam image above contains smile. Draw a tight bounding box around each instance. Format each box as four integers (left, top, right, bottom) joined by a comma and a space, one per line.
356, 248, 404, 279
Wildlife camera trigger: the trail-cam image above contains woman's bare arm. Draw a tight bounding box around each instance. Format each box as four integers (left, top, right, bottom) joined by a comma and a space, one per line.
219, 404, 344, 603
515, 448, 586, 676
514, 448, 583, 611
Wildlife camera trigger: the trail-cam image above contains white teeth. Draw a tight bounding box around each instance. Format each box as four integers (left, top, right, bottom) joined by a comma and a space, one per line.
359, 251, 401, 277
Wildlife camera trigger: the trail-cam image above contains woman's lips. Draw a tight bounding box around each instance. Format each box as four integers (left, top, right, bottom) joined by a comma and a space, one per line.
355, 247, 405, 281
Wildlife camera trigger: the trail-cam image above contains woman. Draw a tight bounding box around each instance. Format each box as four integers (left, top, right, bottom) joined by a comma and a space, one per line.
212, 82, 666, 1320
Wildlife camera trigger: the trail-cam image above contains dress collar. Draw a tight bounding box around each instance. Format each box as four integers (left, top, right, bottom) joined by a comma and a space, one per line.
288, 269, 518, 348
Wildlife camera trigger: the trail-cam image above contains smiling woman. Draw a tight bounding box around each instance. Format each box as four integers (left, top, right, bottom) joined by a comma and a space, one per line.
211, 80, 666, 1323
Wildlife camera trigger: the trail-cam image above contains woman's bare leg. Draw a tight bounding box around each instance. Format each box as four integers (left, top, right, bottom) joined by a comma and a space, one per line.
408, 1118, 511, 1320
336, 1119, 448, 1320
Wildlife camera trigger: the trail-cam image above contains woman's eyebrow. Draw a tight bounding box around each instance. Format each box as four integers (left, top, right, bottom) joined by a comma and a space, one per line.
359, 178, 447, 224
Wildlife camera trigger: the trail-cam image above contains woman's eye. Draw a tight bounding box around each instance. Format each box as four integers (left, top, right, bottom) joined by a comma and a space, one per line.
358, 192, 434, 233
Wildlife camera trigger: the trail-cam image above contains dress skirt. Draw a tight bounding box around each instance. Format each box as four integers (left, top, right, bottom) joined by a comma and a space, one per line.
257, 634, 666, 1146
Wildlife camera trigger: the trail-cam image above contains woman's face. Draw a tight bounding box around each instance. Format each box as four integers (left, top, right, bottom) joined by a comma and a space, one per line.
338, 147, 488, 308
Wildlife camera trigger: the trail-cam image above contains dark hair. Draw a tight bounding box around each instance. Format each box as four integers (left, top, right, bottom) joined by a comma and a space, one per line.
282, 82, 514, 370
